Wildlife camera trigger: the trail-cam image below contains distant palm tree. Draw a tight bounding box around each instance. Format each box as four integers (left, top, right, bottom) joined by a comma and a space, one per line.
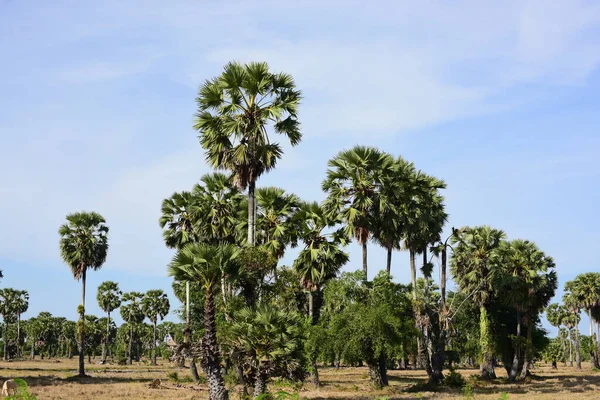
120, 292, 145, 365
322, 146, 395, 278
0, 288, 19, 360
142, 290, 170, 366
546, 303, 569, 366
194, 61, 302, 246
97, 281, 122, 364
451, 225, 506, 380
495, 240, 557, 381
563, 292, 583, 368
58, 211, 108, 377
14, 290, 29, 358
168, 243, 239, 400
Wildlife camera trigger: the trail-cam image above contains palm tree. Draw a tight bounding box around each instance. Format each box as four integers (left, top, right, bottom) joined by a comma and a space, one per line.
450, 225, 506, 380
495, 240, 557, 381
564, 272, 600, 368
14, 290, 28, 358
0, 288, 18, 360
322, 146, 395, 278
120, 292, 145, 365
194, 61, 302, 246
59, 211, 108, 377
229, 306, 304, 399
293, 202, 349, 322
563, 292, 583, 369
142, 290, 170, 366
97, 281, 122, 364
168, 243, 240, 400
547, 303, 569, 366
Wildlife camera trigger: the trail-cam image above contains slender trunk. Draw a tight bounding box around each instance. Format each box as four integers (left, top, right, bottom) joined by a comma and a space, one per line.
78, 270, 86, 377
186, 282, 190, 326
409, 249, 423, 368
308, 291, 314, 323
508, 311, 521, 382
410, 249, 417, 301
128, 323, 133, 365
248, 180, 256, 246
441, 247, 447, 305
362, 241, 368, 279
101, 312, 110, 364
311, 358, 320, 388
17, 314, 21, 358
575, 328, 582, 369
520, 314, 533, 380
560, 331, 566, 366
386, 245, 392, 275
30, 340, 34, 360
202, 289, 228, 400
3, 321, 8, 361
569, 330, 573, 367
190, 358, 200, 383
152, 320, 157, 366
479, 306, 496, 380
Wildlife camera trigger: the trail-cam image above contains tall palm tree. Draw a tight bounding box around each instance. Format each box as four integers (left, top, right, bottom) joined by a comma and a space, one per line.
495, 240, 557, 381
564, 272, 600, 368
120, 292, 145, 365
194, 61, 302, 246
563, 292, 583, 369
142, 290, 171, 366
322, 146, 395, 278
12, 290, 28, 358
450, 225, 506, 380
58, 211, 108, 377
168, 243, 240, 400
0, 288, 18, 360
96, 281, 122, 364
547, 303, 569, 366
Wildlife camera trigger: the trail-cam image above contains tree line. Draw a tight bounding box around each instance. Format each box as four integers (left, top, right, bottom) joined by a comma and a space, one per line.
17, 60, 595, 400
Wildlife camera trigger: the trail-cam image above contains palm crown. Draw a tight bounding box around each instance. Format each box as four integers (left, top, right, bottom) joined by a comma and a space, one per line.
142, 290, 170, 324
97, 281, 122, 314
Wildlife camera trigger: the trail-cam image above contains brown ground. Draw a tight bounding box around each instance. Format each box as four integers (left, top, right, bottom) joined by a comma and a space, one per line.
0, 358, 598, 399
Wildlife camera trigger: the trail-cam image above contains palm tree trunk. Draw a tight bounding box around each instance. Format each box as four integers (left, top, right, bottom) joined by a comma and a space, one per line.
409, 249, 422, 369
17, 314, 21, 358
311, 358, 320, 388
440, 246, 447, 305
78, 270, 86, 377
101, 312, 110, 364
190, 358, 200, 383
520, 315, 533, 380
410, 249, 417, 301
30, 340, 35, 360
575, 328, 582, 369
386, 245, 392, 275
248, 180, 256, 246
479, 306, 496, 380
254, 366, 268, 399
152, 320, 157, 366
362, 241, 368, 279
508, 311, 521, 382
3, 321, 8, 361
202, 289, 228, 400
569, 330, 573, 367
308, 291, 314, 323
128, 323, 133, 365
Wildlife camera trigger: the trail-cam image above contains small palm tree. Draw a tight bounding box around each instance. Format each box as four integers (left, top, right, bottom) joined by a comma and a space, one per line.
450, 225, 506, 380
59, 211, 108, 377
563, 292, 583, 368
142, 290, 170, 366
168, 243, 239, 400
229, 306, 304, 399
547, 304, 569, 366
322, 146, 395, 278
120, 292, 145, 365
194, 61, 302, 246
97, 281, 122, 364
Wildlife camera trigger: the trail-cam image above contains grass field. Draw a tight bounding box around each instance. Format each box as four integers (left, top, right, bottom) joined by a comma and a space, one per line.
0, 358, 599, 399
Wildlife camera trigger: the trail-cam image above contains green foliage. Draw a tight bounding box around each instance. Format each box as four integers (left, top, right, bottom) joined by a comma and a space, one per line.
255, 391, 300, 400
497, 392, 509, 400
444, 368, 466, 388
461, 382, 474, 399
6, 378, 37, 400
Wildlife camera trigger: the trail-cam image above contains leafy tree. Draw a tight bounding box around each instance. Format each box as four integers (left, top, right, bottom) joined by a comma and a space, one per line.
194, 61, 302, 246
450, 225, 506, 379
97, 281, 122, 364
120, 292, 145, 365
142, 289, 170, 365
546, 303, 569, 365
59, 211, 109, 377
13, 290, 28, 358
322, 146, 395, 278
0, 288, 19, 360
169, 243, 240, 400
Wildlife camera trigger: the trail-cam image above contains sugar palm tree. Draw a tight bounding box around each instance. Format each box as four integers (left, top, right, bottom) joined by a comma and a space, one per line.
563, 292, 582, 369
450, 225, 506, 380
547, 303, 569, 366
564, 272, 600, 368
58, 211, 108, 377
229, 306, 304, 399
322, 146, 395, 278
168, 243, 240, 400
0, 288, 19, 360
120, 292, 145, 365
12, 290, 28, 358
96, 281, 122, 364
194, 61, 302, 246
142, 289, 171, 366
495, 240, 557, 381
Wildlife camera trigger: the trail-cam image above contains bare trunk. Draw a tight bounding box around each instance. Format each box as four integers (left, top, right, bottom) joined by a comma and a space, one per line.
101, 311, 110, 364
520, 314, 533, 380
152, 321, 157, 366
386, 245, 392, 275
569, 330, 573, 367
575, 328, 582, 369
3, 321, 7, 361
362, 241, 368, 279
190, 358, 200, 383
78, 270, 86, 377
508, 311, 521, 382
253, 367, 268, 399
128, 323, 133, 365
409, 249, 422, 368
480, 306, 496, 380
17, 314, 21, 358
248, 180, 256, 246
441, 246, 447, 305
202, 289, 228, 400
308, 291, 314, 323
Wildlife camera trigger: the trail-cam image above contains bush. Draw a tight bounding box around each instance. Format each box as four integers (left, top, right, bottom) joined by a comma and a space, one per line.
444, 368, 467, 388
167, 371, 179, 382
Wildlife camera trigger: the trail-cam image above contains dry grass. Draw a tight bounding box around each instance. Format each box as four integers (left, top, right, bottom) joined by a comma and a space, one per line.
0, 358, 599, 399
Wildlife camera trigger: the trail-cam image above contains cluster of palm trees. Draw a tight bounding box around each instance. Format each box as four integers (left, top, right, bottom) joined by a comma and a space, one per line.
0, 288, 29, 359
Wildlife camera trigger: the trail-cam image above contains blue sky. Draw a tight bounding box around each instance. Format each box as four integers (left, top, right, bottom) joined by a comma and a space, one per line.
1, 1, 599, 333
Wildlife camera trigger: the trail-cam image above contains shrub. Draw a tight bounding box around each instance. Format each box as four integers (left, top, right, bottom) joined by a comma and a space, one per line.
462, 382, 474, 400
167, 371, 179, 382
444, 368, 467, 388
